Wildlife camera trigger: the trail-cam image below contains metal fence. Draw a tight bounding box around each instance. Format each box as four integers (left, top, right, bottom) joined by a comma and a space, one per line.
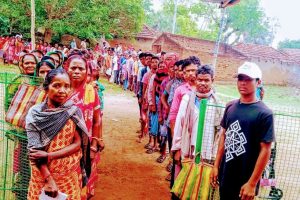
0, 71, 299, 200
0, 73, 43, 200
203, 98, 300, 200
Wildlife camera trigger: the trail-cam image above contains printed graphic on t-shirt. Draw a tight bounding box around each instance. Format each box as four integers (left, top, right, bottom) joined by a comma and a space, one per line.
225, 120, 247, 162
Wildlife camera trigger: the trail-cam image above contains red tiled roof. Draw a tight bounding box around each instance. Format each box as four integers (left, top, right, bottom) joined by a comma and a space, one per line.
281, 48, 300, 64
153, 32, 245, 57
136, 25, 160, 39
233, 43, 297, 64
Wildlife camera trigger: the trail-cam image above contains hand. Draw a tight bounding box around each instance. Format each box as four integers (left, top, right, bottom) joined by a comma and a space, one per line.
150, 105, 156, 112
44, 176, 58, 198
239, 182, 256, 200
158, 116, 163, 124
98, 140, 105, 152
29, 149, 48, 161
90, 148, 96, 160
210, 166, 219, 188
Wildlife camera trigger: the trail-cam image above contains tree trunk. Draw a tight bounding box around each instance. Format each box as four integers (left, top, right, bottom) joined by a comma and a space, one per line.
44, 28, 52, 43
31, 0, 35, 50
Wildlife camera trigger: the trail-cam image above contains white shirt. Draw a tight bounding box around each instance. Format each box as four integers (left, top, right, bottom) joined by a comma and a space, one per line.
113, 55, 118, 71
171, 94, 221, 160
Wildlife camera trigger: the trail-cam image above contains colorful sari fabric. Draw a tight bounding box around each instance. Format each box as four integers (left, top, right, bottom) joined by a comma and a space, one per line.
5, 74, 42, 200
6, 38, 16, 63
27, 119, 83, 200
70, 83, 100, 136
70, 83, 101, 199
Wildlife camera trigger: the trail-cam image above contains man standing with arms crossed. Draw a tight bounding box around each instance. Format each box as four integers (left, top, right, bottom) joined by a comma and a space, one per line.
211, 62, 275, 200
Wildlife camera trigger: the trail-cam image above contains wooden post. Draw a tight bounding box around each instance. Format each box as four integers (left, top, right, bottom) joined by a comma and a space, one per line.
31, 0, 35, 50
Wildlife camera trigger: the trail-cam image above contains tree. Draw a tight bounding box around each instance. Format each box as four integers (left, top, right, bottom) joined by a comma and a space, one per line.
144, 0, 219, 40
278, 39, 300, 49
0, 0, 31, 37
0, 0, 144, 41
222, 0, 278, 45
143, 0, 277, 45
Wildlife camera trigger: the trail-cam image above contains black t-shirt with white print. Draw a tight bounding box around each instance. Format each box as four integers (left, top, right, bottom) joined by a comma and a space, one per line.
219, 100, 275, 200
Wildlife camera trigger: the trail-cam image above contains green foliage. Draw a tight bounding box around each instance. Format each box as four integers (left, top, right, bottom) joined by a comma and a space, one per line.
143, 0, 276, 45
224, 0, 277, 45
0, 0, 144, 41
278, 39, 300, 49
144, 0, 218, 40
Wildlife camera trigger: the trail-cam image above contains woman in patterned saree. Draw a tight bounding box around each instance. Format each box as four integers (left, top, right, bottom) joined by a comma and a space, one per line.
26, 68, 90, 199
65, 54, 104, 199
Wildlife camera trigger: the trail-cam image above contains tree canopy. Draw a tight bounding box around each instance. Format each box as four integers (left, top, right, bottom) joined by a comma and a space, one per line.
0, 0, 144, 41
144, 0, 277, 45
278, 39, 300, 49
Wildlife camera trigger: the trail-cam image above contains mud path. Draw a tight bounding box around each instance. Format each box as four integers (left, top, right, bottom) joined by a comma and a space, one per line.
93, 93, 171, 200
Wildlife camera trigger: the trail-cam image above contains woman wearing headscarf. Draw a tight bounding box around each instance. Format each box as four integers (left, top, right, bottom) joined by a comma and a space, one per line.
65, 55, 104, 199
46, 51, 62, 68
5, 53, 41, 199
36, 60, 55, 79
26, 68, 90, 199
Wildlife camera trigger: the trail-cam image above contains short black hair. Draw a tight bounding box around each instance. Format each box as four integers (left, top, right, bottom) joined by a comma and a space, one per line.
144, 52, 153, 58
161, 51, 166, 55
31, 49, 44, 57
174, 60, 184, 67
181, 58, 193, 70
197, 65, 214, 78
151, 56, 159, 61
189, 56, 201, 65
43, 68, 69, 91
139, 52, 146, 59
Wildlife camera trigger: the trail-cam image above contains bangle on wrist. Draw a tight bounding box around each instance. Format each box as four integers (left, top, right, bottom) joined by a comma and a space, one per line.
90, 146, 98, 152
91, 136, 103, 143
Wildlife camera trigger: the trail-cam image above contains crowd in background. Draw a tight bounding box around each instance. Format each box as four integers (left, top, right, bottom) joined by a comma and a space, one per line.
1, 33, 275, 200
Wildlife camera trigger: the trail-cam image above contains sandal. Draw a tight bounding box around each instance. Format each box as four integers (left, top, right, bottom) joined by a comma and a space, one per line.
165, 173, 172, 181
166, 162, 173, 172
144, 143, 152, 149
146, 148, 159, 154
156, 155, 167, 163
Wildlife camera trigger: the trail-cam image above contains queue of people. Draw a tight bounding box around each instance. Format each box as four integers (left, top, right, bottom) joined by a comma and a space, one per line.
2, 34, 276, 200
4, 41, 106, 199
130, 50, 275, 200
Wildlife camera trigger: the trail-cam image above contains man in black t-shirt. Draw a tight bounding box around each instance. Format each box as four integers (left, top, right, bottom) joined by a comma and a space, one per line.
210, 62, 275, 200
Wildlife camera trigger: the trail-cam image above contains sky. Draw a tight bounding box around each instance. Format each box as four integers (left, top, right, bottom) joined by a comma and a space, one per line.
152, 0, 300, 47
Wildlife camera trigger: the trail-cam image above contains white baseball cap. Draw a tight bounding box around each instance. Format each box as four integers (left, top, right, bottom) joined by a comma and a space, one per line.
236, 62, 262, 80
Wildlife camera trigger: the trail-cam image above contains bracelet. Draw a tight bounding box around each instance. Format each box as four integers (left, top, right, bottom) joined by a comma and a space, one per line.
91, 137, 103, 143
90, 146, 98, 152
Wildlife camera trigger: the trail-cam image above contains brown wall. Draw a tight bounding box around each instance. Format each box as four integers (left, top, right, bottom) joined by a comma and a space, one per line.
182, 50, 245, 81
249, 58, 300, 86
152, 36, 184, 55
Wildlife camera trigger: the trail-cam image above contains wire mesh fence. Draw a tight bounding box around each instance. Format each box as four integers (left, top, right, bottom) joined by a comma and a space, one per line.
0, 71, 299, 200
0, 73, 43, 200
204, 96, 300, 200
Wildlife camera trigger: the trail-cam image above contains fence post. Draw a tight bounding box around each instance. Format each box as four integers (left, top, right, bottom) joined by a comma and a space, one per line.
195, 99, 208, 164
2, 72, 8, 200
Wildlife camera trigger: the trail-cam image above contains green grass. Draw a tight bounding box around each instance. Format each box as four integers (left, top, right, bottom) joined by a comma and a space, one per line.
98, 76, 132, 97
215, 82, 300, 108
0, 65, 20, 74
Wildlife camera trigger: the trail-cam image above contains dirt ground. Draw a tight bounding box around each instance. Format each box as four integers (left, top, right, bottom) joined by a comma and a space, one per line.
93, 93, 171, 200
